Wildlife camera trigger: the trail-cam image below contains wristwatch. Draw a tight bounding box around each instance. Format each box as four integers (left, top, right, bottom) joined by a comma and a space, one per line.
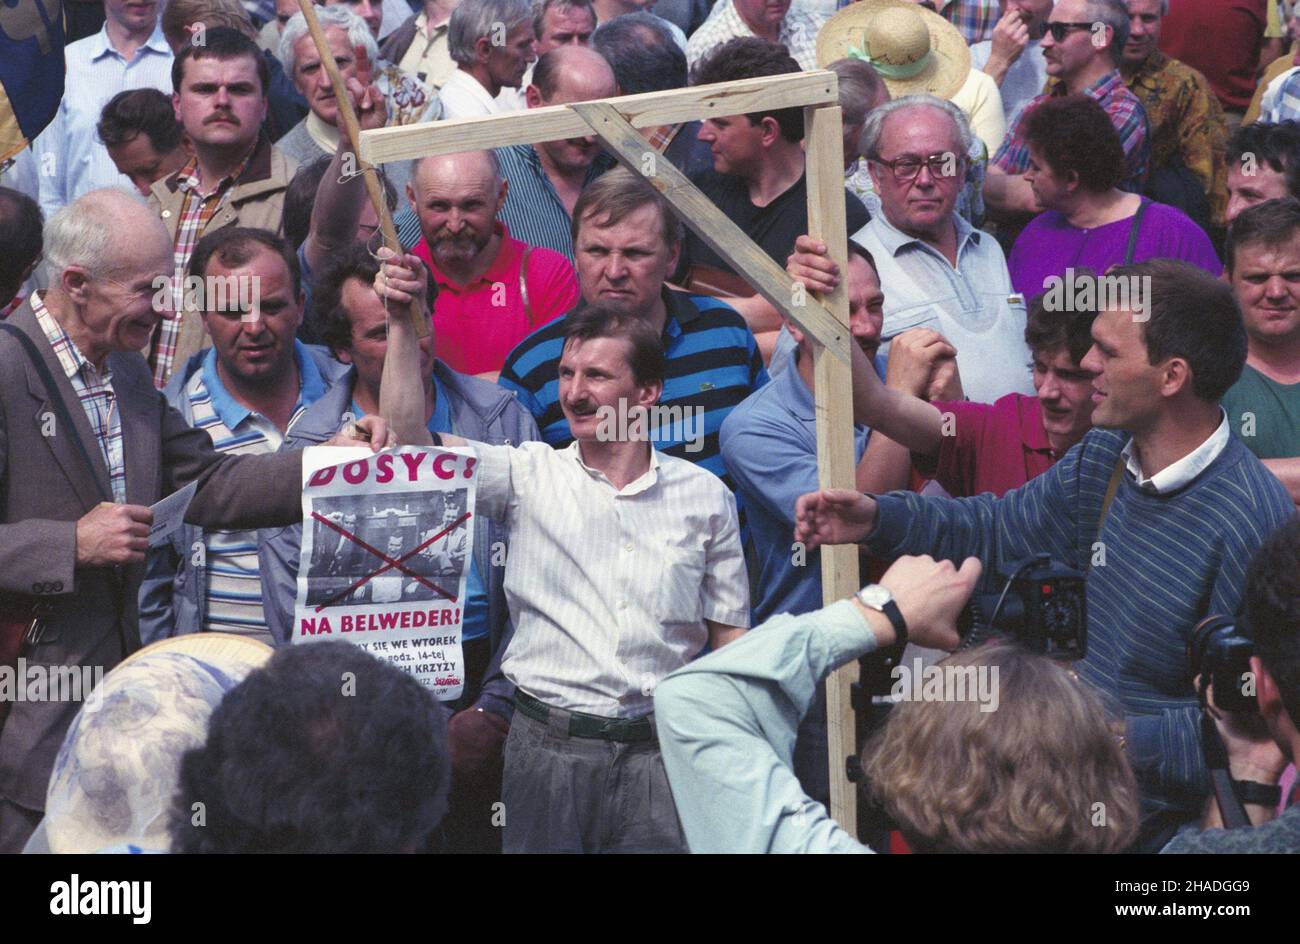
856, 584, 908, 648
1233, 780, 1282, 808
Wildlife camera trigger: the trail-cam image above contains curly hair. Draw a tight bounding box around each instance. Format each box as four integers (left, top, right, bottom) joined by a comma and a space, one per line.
1023, 94, 1126, 193
169, 641, 450, 853
691, 37, 803, 142
315, 241, 436, 357
1246, 518, 1300, 726
861, 641, 1138, 853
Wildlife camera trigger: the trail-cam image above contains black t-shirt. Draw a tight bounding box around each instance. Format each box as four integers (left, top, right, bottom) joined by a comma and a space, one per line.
679, 169, 871, 278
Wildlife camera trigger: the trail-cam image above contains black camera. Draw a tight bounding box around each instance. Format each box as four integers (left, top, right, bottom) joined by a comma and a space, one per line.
958, 554, 1088, 660
1188, 615, 1257, 714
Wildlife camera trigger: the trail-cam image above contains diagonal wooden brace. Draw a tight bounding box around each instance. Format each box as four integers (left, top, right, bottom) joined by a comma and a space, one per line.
567, 99, 850, 366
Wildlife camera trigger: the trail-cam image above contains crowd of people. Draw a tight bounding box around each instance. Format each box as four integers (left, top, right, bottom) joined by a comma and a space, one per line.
1, 0, 1299, 855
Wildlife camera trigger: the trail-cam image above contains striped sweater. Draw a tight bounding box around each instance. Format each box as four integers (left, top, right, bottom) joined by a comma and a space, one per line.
867, 428, 1297, 818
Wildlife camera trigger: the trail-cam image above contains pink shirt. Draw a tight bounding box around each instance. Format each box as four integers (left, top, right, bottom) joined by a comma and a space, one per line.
414, 223, 579, 376
916, 393, 1057, 497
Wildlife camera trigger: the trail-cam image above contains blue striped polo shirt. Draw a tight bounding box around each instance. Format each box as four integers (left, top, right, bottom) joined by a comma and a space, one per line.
497, 290, 768, 491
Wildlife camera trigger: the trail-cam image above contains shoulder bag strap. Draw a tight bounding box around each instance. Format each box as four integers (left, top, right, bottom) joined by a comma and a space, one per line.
518, 244, 536, 329
0, 322, 113, 504
1122, 198, 1149, 265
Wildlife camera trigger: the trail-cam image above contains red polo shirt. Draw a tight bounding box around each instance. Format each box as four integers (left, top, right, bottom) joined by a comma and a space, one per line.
413, 223, 579, 376
1158, 0, 1267, 113
915, 393, 1057, 497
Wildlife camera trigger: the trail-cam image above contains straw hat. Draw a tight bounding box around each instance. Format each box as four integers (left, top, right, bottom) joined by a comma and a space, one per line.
26, 634, 273, 854
816, 0, 972, 102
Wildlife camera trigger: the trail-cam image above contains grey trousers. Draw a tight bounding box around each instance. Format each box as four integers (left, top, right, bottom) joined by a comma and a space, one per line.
501, 708, 687, 854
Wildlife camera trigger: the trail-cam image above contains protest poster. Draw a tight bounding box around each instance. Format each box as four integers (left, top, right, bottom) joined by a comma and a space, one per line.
293, 445, 478, 700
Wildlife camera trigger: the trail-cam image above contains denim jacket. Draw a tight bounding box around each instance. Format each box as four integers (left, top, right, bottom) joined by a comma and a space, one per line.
138, 354, 539, 719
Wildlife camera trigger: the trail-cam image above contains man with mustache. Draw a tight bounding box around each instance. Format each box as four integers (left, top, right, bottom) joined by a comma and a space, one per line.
985, 0, 1150, 218
149, 27, 299, 388
406, 150, 578, 379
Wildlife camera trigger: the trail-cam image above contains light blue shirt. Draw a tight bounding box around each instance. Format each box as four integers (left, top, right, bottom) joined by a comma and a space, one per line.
33, 22, 174, 218
351, 370, 490, 641
655, 599, 876, 853
720, 347, 881, 622
852, 212, 1034, 403
970, 39, 1049, 125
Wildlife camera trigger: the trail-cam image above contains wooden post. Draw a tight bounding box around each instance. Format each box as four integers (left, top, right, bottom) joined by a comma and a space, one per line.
804, 104, 861, 835
355, 71, 866, 833
293, 0, 425, 337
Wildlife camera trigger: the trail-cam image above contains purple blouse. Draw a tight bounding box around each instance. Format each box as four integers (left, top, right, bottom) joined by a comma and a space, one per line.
1007, 199, 1222, 301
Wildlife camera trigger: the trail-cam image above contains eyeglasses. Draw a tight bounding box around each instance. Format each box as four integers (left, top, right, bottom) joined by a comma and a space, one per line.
1046, 21, 1096, 42
872, 152, 963, 182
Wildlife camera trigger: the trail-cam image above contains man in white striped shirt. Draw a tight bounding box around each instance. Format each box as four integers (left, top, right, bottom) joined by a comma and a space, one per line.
380, 256, 751, 851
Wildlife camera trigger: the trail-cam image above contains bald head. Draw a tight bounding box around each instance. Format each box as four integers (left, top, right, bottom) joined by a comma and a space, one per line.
405, 151, 509, 270
409, 150, 502, 195
530, 45, 616, 104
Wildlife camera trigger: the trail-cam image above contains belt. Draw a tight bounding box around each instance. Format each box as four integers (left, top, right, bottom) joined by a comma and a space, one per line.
514, 689, 656, 743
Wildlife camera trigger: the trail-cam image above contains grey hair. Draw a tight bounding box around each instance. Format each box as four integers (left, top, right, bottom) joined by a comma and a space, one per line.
279, 5, 378, 78
1084, 0, 1131, 66
858, 94, 973, 162
407, 149, 503, 188
532, 0, 595, 38
827, 58, 888, 127
43, 188, 150, 280
448, 0, 534, 66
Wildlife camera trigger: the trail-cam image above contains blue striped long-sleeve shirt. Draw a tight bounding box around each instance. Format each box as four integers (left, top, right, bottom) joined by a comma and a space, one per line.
865, 428, 1296, 819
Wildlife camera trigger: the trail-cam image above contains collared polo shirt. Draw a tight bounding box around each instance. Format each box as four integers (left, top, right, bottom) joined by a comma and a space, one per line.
412, 222, 578, 375
185, 340, 326, 640
498, 289, 768, 490
398, 11, 456, 88
438, 68, 503, 120
720, 349, 881, 622
916, 392, 1056, 498
851, 212, 1035, 403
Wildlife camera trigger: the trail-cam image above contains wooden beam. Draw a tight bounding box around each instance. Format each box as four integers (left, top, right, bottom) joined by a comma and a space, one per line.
567, 99, 849, 363
357, 72, 838, 166
294, 0, 425, 338
805, 104, 861, 835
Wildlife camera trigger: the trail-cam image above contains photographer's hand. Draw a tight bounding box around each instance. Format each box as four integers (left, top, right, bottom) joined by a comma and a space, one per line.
1199, 674, 1288, 828
865, 555, 981, 651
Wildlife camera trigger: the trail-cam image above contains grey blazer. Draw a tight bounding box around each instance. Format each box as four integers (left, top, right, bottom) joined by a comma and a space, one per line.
0, 301, 303, 812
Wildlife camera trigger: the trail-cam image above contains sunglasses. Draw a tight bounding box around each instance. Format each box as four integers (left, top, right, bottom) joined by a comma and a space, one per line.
1046, 21, 1097, 41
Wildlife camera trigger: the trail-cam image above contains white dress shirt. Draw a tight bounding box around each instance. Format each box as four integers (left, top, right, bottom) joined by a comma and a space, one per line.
473, 440, 750, 717
33, 22, 174, 218
438, 68, 505, 120
1120, 409, 1231, 494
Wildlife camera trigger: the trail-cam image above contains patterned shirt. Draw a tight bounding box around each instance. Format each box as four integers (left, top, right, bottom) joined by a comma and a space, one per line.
685, 0, 828, 72
152, 149, 254, 389
31, 291, 126, 503
1122, 51, 1229, 226
995, 70, 1151, 192
937, 0, 999, 45
184, 341, 326, 640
